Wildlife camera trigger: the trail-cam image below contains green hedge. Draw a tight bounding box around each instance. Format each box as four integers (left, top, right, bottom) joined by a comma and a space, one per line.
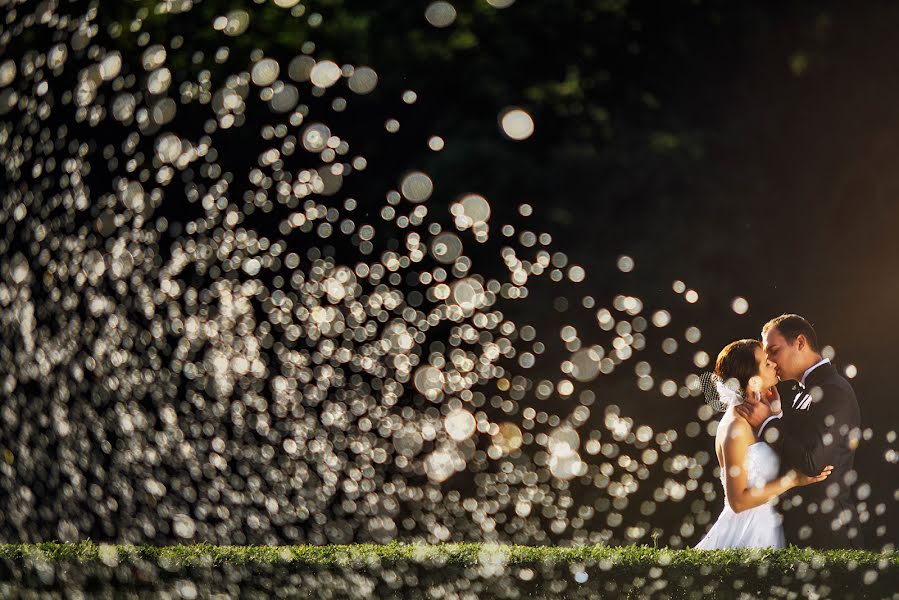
1, 542, 897, 599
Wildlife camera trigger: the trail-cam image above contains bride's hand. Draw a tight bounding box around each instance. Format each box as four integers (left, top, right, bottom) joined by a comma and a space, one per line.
784, 465, 833, 487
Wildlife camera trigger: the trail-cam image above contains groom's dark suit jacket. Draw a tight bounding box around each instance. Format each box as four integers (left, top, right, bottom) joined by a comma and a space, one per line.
760, 361, 863, 549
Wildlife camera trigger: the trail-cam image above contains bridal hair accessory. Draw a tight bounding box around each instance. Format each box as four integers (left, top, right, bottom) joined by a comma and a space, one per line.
699, 372, 743, 412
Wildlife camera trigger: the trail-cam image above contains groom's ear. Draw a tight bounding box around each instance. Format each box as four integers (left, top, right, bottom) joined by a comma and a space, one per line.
795, 334, 808, 351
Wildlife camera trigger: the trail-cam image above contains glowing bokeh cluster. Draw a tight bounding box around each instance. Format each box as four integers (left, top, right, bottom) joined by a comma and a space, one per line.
0, 0, 895, 565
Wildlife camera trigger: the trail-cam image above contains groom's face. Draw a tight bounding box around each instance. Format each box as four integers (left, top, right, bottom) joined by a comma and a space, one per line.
762, 327, 802, 381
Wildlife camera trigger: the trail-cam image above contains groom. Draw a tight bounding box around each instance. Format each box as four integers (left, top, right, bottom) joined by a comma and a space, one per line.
736, 314, 863, 549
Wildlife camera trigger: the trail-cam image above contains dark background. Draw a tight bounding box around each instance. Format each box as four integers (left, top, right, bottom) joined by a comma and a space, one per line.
235, 0, 899, 546
5, 0, 897, 548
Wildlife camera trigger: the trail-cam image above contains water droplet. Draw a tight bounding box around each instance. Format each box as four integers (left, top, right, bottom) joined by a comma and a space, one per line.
731, 296, 749, 315
288, 55, 316, 82
425, 2, 457, 28
617, 255, 635, 272
251, 58, 280, 86
414, 365, 445, 400
430, 232, 463, 263
348, 67, 378, 94
451, 277, 486, 312
500, 108, 535, 140
10, 254, 29, 284
452, 194, 491, 229
172, 514, 196, 538
425, 448, 457, 482
0, 60, 16, 87
302, 124, 331, 152
310, 60, 341, 88
400, 171, 433, 203
142, 45, 167, 70
444, 409, 476, 441
223, 10, 251, 36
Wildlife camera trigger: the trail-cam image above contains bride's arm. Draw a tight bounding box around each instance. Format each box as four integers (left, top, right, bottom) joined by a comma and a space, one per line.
721, 417, 832, 513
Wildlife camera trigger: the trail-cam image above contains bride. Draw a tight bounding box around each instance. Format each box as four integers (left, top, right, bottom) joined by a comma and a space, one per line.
696, 339, 833, 549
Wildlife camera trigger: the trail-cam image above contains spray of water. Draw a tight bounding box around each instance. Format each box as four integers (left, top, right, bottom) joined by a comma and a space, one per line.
0, 1, 894, 555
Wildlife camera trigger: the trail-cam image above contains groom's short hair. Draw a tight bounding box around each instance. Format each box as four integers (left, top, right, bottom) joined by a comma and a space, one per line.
762, 313, 820, 352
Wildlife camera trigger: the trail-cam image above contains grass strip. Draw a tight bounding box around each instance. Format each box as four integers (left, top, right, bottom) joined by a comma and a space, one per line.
0, 541, 895, 568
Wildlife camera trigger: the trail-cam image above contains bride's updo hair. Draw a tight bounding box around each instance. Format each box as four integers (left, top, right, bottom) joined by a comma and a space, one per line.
715, 339, 761, 390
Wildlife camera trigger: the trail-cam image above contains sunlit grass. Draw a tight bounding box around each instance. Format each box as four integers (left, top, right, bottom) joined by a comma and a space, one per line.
1, 540, 895, 567
3, 542, 896, 598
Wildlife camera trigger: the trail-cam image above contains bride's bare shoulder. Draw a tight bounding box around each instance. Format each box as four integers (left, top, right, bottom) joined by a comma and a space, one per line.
719, 408, 753, 442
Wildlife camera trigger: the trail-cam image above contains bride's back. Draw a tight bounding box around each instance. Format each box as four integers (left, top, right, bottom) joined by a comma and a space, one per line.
713, 408, 744, 483
714, 408, 781, 500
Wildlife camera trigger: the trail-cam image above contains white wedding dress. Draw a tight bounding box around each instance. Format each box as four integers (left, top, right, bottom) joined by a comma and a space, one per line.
695, 408, 786, 549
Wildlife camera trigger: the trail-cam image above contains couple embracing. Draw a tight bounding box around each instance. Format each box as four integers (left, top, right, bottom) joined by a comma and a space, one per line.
696, 314, 863, 550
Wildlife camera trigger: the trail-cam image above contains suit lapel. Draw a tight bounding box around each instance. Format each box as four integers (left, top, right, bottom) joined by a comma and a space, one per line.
803, 361, 837, 387
793, 361, 837, 411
